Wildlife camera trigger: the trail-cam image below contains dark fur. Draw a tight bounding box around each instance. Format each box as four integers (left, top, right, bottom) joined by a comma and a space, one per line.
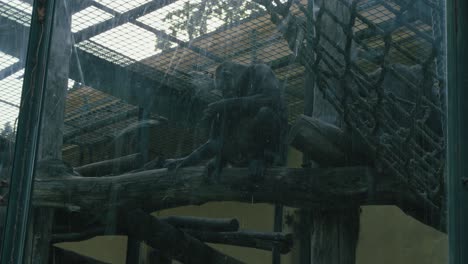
164, 61, 287, 180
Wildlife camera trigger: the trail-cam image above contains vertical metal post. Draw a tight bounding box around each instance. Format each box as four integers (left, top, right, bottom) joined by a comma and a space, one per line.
447, 0, 468, 263
299, 0, 315, 263
0, 0, 57, 263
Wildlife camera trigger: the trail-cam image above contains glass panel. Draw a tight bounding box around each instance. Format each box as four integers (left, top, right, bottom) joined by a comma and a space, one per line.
0, 0, 33, 246
14, 0, 448, 263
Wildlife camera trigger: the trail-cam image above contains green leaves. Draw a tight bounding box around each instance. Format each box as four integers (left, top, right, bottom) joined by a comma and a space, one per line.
155, 0, 264, 50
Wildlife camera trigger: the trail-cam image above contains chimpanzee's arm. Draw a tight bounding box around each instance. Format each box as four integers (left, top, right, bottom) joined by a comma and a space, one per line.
205, 63, 282, 121
203, 94, 278, 122
216, 94, 274, 111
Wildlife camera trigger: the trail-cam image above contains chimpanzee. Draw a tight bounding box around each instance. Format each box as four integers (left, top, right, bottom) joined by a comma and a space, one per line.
163, 61, 287, 181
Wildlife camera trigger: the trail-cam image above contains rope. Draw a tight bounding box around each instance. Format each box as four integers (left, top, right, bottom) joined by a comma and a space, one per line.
286, 0, 447, 205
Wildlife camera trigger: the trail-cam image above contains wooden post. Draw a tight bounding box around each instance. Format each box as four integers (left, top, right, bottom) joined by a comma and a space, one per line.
27, 0, 72, 263
300, 0, 361, 263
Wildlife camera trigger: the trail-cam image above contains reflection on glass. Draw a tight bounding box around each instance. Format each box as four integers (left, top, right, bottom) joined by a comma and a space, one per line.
0, 0, 32, 247
1, 0, 447, 263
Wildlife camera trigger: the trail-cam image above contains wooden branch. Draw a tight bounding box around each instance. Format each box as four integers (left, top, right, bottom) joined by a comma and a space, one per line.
51, 227, 105, 243
75, 153, 142, 177
51, 216, 238, 243
185, 230, 293, 254
122, 209, 243, 264
160, 216, 239, 232
288, 115, 370, 166
31, 166, 443, 232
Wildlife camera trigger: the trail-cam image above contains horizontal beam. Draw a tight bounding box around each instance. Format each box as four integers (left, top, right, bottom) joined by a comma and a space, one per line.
0, 61, 23, 81
0, 16, 29, 59
73, 0, 179, 43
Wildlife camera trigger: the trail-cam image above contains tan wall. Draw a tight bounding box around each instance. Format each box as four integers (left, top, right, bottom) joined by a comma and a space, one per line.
55, 147, 447, 263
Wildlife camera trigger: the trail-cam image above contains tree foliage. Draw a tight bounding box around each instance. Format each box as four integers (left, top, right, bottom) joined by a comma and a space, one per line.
0, 122, 15, 142
156, 0, 265, 49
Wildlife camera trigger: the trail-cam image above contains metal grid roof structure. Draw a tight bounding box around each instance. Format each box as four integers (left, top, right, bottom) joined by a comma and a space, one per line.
0, 0, 445, 207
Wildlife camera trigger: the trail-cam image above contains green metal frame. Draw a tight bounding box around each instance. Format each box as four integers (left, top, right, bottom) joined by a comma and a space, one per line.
0, 0, 57, 263
0, 0, 464, 263
447, 0, 468, 264
447, 1, 468, 263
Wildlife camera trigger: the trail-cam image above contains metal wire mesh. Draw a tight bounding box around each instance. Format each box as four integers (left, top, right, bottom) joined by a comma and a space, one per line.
0, 0, 33, 139
0, 0, 447, 213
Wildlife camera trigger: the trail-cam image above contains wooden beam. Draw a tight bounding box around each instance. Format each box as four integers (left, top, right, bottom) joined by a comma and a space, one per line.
122, 209, 243, 264
186, 230, 293, 253
27, 1, 72, 263
160, 216, 240, 232
51, 216, 239, 243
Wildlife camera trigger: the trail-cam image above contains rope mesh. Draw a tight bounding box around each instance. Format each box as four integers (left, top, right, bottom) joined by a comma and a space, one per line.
294, 0, 445, 205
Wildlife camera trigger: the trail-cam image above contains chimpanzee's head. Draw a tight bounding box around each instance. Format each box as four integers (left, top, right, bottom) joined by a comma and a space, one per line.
214, 61, 248, 98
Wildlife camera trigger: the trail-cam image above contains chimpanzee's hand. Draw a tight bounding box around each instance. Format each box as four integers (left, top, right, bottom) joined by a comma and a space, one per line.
163, 158, 183, 171
202, 101, 223, 121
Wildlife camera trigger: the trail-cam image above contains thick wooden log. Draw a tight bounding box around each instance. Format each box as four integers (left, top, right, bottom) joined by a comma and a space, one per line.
288, 115, 347, 165
122, 209, 243, 264
288, 115, 369, 167
75, 153, 142, 177
31, 166, 443, 232
33, 166, 377, 212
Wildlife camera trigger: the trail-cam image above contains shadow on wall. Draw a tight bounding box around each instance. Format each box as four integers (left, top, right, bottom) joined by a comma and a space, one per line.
357, 205, 447, 264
